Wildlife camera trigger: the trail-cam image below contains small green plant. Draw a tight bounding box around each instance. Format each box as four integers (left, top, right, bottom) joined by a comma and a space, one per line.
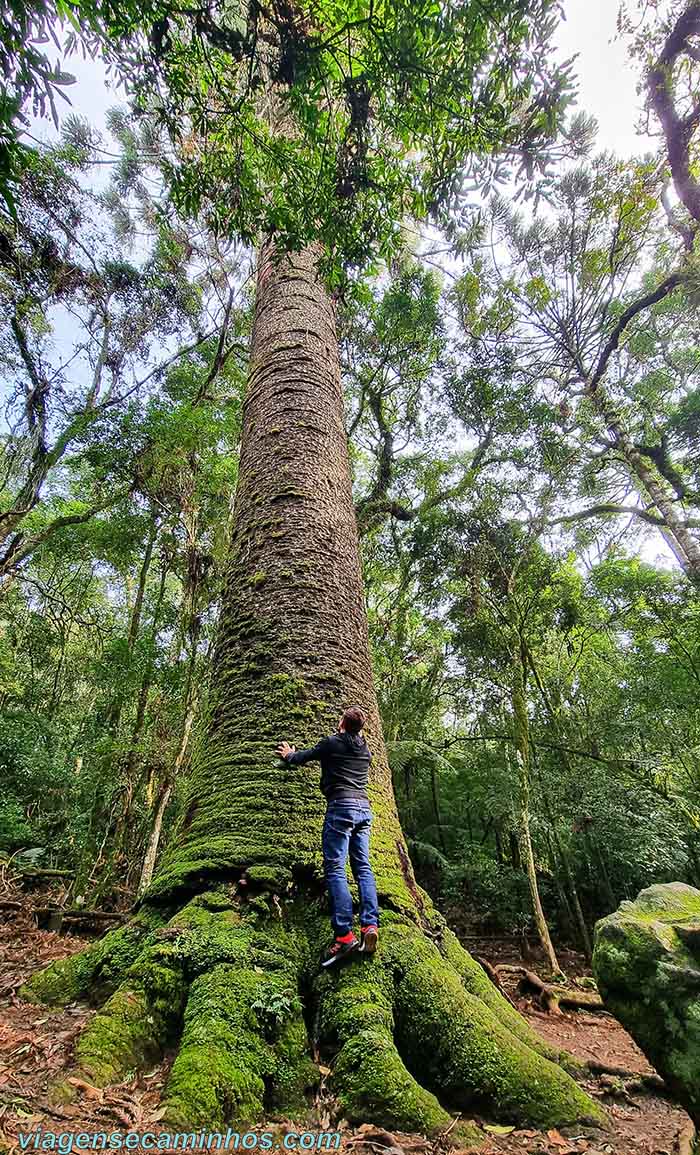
252, 987, 299, 1032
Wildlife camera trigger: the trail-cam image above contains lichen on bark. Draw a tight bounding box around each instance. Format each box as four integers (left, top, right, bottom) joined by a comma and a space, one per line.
24, 244, 604, 1139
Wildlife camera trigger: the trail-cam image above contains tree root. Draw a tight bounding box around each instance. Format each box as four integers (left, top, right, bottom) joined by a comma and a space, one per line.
21, 909, 163, 1006
438, 926, 584, 1074
74, 943, 187, 1086
486, 964, 605, 1014
23, 891, 607, 1135
33, 908, 129, 933
318, 946, 459, 1136
474, 956, 518, 1008
388, 923, 602, 1129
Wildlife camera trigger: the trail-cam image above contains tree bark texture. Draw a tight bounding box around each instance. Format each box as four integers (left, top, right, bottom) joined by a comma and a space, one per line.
149, 241, 411, 908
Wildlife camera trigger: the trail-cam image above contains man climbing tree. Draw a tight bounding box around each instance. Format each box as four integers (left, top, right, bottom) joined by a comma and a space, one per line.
277, 705, 380, 967
19, 0, 605, 1139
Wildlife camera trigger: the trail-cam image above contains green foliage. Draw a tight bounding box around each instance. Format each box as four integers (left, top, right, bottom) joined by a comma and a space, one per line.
251, 987, 299, 1033
3, 0, 578, 280
0, 127, 246, 893
370, 467, 700, 941
0, 710, 70, 852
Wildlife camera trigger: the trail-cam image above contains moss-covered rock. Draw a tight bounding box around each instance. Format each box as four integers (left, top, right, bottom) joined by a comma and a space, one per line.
593, 882, 700, 1124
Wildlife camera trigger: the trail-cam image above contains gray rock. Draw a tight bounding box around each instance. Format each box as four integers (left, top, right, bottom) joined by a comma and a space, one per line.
593, 882, 700, 1125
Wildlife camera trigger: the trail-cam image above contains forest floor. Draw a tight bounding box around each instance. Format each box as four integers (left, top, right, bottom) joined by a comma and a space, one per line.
0, 888, 693, 1155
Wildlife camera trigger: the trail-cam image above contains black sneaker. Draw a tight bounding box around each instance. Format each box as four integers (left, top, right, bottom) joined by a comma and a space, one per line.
320, 936, 360, 969
359, 926, 379, 954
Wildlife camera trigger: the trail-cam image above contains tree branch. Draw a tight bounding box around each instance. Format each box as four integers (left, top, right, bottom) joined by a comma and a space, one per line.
589, 273, 682, 393
647, 3, 700, 226
0, 491, 131, 576
442, 733, 651, 768
549, 502, 673, 528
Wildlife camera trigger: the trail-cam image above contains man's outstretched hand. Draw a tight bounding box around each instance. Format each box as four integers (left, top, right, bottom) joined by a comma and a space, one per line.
277, 741, 296, 760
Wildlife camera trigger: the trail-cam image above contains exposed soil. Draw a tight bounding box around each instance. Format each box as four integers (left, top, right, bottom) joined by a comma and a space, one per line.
0, 891, 693, 1155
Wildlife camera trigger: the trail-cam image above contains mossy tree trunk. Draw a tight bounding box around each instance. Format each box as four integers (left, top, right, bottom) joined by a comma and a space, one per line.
23, 243, 604, 1137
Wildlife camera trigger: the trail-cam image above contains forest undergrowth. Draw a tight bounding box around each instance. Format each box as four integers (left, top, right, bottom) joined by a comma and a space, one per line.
0, 879, 692, 1155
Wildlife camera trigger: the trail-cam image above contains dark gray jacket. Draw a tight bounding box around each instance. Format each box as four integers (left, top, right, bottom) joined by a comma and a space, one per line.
284, 732, 371, 801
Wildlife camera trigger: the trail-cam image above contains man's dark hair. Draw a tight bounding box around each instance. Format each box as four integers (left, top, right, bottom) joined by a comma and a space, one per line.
342, 706, 365, 734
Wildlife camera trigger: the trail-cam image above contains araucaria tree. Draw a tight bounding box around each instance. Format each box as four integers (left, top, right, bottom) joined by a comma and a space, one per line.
24, 244, 601, 1136
22, 0, 603, 1137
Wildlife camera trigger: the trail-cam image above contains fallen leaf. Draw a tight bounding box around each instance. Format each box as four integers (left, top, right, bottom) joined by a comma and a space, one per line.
67, 1077, 103, 1101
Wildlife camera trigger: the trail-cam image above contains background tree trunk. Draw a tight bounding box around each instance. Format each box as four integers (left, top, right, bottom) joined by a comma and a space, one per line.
510, 642, 564, 978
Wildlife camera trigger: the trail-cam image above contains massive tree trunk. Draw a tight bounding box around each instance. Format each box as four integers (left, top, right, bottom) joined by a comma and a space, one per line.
23, 244, 603, 1137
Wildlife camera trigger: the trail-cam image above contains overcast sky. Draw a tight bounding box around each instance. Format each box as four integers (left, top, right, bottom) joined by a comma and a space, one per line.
554, 0, 649, 156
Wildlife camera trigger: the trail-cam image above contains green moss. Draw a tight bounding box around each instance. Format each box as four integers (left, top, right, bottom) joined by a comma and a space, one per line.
164, 899, 250, 976
594, 884, 700, 1123
246, 864, 293, 890
47, 1079, 80, 1107
21, 950, 97, 1006
632, 882, 700, 920
334, 1028, 456, 1134
268, 1016, 319, 1116
317, 957, 454, 1134
21, 916, 162, 1007
73, 946, 187, 1085
248, 896, 271, 915
386, 922, 605, 1130
154, 907, 315, 1127
164, 959, 315, 1128
164, 965, 271, 1128
29, 887, 604, 1137
439, 926, 583, 1074
77, 989, 157, 1084
145, 668, 335, 904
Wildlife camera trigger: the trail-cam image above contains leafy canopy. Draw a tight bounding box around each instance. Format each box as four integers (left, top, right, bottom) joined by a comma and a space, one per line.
3, 0, 574, 274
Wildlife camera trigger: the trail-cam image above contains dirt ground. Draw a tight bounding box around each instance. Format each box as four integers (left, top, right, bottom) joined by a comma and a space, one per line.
0, 889, 693, 1155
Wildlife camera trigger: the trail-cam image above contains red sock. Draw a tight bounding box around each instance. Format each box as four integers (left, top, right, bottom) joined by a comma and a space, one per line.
336, 931, 355, 943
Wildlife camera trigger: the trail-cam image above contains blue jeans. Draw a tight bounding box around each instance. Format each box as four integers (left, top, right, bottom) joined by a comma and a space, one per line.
322, 800, 379, 936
